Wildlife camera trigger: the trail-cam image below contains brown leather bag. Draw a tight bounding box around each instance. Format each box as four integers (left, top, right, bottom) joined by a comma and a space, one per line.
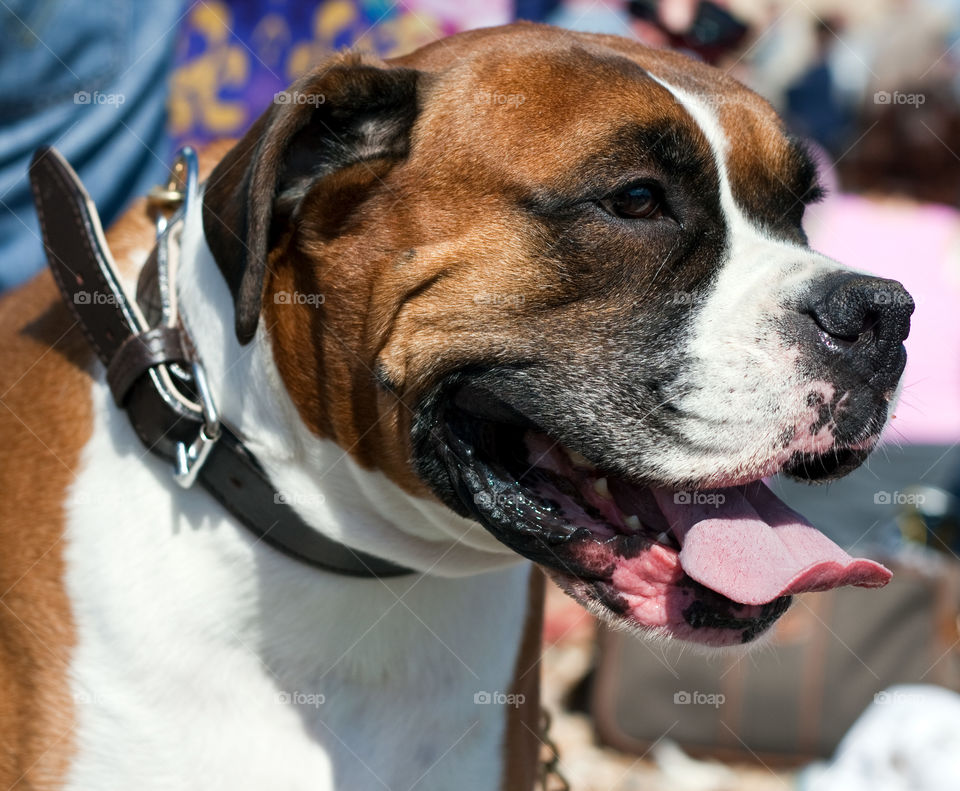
591, 560, 960, 766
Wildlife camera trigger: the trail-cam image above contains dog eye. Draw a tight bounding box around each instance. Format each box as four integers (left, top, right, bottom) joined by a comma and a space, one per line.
600, 183, 665, 220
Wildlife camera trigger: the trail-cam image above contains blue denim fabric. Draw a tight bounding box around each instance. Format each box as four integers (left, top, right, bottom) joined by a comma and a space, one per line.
0, 0, 183, 290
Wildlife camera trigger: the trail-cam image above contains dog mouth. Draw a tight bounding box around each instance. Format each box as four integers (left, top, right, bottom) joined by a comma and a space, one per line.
426, 384, 891, 646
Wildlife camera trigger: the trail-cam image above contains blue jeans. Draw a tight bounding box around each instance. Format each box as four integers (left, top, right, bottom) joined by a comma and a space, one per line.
0, 0, 184, 290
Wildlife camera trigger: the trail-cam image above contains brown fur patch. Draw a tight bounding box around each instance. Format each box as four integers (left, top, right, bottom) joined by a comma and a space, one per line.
576, 29, 814, 231
0, 270, 92, 786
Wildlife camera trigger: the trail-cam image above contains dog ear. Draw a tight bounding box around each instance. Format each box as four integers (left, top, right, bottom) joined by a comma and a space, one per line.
202, 53, 421, 345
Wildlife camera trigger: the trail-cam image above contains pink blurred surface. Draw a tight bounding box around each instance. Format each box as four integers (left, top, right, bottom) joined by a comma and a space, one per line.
408, 0, 511, 29
806, 195, 960, 444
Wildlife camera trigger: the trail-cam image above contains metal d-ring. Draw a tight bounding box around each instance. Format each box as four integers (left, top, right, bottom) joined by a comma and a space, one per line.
173, 360, 221, 489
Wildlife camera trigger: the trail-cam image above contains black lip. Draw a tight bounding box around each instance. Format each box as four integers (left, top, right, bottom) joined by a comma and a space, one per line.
411, 378, 869, 640
414, 384, 789, 638
420, 381, 680, 572
782, 445, 870, 483
435, 404, 590, 557
681, 589, 792, 643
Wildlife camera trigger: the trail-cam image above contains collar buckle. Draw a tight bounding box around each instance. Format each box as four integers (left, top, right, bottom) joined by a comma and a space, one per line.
148, 147, 221, 488
30, 144, 414, 578
174, 360, 221, 488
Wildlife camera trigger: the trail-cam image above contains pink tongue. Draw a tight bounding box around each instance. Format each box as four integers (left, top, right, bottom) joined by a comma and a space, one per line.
652, 483, 891, 605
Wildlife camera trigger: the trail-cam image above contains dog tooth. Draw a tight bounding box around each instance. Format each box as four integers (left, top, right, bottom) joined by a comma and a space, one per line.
593, 477, 611, 499
624, 515, 641, 531
565, 448, 595, 469
656, 531, 671, 544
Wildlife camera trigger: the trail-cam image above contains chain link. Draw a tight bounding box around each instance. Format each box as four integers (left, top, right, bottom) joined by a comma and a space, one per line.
538, 708, 570, 791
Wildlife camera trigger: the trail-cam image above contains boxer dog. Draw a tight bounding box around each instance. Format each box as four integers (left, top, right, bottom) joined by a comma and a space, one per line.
0, 22, 911, 791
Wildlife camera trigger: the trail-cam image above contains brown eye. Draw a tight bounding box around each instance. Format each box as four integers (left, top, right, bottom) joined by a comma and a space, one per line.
601, 183, 665, 220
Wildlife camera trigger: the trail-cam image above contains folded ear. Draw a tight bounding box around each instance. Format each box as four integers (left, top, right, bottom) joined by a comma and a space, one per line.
202, 53, 421, 344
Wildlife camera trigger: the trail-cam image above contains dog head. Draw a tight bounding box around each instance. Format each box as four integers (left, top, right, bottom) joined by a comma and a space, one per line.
202, 23, 912, 646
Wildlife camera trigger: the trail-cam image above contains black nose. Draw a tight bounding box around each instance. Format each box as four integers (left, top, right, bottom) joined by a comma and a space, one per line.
805, 273, 913, 380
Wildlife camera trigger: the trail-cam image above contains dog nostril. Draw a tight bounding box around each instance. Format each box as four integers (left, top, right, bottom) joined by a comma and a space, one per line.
806, 275, 912, 356
808, 314, 856, 348
807, 309, 869, 350
860, 310, 881, 338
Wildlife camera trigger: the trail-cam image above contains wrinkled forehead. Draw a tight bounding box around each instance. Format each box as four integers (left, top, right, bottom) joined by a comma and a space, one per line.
398, 26, 817, 229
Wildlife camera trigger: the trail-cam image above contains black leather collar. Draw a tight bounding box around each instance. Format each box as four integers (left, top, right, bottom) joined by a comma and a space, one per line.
29, 146, 414, 579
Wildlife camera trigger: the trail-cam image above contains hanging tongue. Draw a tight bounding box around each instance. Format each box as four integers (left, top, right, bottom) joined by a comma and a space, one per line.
652, 483, 891, 605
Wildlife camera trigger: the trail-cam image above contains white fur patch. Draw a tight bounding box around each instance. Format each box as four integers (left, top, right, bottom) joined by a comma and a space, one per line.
60, 199, 534, 789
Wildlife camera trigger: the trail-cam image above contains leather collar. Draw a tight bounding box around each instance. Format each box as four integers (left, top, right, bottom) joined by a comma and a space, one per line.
29, 146, 414, 579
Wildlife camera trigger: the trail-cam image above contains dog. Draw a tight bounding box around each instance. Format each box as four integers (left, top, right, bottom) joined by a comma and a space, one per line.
0, 22, 912, 790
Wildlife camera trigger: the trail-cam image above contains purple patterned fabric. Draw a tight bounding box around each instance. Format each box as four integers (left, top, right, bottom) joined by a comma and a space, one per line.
169, 0, 510, 148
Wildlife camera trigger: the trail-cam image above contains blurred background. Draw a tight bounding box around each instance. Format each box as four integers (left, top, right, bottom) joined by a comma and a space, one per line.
2, 1, 959, 788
